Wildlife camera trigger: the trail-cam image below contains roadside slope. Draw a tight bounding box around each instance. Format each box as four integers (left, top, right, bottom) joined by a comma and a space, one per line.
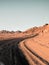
19, 24, 49, 65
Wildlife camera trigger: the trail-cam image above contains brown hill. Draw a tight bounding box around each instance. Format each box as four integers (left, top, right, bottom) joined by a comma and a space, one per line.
19, 24, 49, 65
0, 30, 22, 40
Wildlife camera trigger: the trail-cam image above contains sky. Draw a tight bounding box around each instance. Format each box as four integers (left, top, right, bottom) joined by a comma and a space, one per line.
0, 0, 49, 31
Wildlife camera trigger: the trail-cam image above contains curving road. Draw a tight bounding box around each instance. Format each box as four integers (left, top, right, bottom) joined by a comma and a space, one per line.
0, 38, 28, 65
0, 34, 38, 65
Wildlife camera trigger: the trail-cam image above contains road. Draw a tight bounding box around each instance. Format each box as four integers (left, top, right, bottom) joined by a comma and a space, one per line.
0, 34, 38, 65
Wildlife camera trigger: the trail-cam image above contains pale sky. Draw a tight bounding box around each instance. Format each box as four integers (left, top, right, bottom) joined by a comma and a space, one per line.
0, 0, 49, 31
